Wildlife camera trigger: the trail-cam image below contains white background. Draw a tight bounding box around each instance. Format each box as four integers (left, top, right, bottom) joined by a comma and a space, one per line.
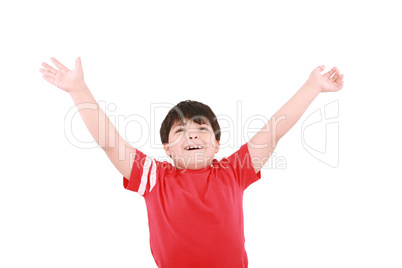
1, 0, 401, 267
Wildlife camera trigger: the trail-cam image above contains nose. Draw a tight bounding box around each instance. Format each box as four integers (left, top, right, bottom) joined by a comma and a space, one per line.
188, 131, 199, 140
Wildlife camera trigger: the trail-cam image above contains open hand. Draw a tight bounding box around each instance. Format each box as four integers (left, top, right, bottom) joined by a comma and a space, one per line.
306, 65, 344, 93
39, 57, 86, 93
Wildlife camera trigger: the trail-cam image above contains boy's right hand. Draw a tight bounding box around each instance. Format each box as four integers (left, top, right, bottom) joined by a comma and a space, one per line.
40, 57, 86, 93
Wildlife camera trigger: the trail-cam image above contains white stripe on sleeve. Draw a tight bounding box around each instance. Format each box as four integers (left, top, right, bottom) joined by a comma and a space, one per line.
149, 158, 157, 192
137, 156, 153, 195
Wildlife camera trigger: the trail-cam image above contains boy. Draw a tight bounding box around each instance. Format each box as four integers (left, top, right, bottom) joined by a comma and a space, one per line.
39, 57, 344, 267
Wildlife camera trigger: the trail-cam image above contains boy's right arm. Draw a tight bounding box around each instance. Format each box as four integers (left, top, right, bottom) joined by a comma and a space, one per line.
40, 57, 136, 180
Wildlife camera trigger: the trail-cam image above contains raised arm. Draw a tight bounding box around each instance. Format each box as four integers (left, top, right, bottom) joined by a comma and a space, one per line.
248, 65, 344, 173
40, 57, 136, 179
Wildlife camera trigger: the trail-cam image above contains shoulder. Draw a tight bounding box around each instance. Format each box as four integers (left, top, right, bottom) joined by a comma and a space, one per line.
214, 144, 251, 167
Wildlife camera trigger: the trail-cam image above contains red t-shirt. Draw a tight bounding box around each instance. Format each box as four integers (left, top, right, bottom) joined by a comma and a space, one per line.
123, 143, 261, 268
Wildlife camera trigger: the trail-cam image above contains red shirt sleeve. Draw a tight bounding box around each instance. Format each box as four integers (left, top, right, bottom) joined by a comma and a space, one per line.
225, 143, 262, 190
123, 149, 158, 197
123, 149, 175, 197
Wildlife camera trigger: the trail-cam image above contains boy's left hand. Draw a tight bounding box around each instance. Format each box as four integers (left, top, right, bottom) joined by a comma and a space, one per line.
306, 65, 344, 93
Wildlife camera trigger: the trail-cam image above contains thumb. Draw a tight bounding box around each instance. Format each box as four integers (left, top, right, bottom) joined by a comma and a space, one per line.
75, 57, 82, 70
317, 65, 325, 72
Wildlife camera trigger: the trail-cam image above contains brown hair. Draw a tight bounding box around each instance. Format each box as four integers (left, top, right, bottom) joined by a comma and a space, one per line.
160, 100, 221, 144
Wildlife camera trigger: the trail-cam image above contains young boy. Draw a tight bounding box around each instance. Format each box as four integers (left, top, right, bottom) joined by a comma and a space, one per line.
39, 57, 344, 267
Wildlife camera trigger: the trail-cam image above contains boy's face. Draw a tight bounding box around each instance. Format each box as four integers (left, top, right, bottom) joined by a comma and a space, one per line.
163, 118, 220, 170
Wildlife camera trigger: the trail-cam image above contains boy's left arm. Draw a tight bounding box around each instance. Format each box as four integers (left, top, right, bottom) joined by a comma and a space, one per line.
248, 65, 344, 173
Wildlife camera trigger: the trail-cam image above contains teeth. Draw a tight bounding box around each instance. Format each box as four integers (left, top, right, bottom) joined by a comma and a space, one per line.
186, 145, 202, 150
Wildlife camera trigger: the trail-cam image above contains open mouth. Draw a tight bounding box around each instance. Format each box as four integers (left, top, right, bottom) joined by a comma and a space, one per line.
185, 145, 204, 151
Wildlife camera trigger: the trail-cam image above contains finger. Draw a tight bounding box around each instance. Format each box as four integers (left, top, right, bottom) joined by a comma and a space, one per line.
330, 69, 339, 82
337, 80, 344, 91
333, 72, 343, 85
42, 74, 55, 85
336, 74, 344, 87
50, 57, 69, 72
39, 67, 56, 78
333, 74, 343, 90
323, 67, 337, 79
340, 80, 344, 90
41, 62, 59, 75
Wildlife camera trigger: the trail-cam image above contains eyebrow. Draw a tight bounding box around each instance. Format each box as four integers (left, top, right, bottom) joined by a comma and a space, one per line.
172, 121, 209, 128
173, 122, 186, 127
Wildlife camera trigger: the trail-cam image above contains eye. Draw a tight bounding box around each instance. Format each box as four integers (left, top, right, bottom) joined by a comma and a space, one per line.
200, 127, 209, 131
176, 128, 184, 133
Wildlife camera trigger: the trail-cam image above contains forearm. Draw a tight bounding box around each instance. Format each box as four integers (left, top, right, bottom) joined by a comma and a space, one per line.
69, 84, 120, 151
249, 82, 320, 150
271, 82, 320, 142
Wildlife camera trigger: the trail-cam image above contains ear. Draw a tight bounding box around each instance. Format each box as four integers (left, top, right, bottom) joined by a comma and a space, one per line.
214, 140, 220, 154
163, 143, 171, 157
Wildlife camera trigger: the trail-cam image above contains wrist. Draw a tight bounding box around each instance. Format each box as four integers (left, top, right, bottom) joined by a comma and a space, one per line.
69, 83, 89, 97
303, 80, 322, 95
